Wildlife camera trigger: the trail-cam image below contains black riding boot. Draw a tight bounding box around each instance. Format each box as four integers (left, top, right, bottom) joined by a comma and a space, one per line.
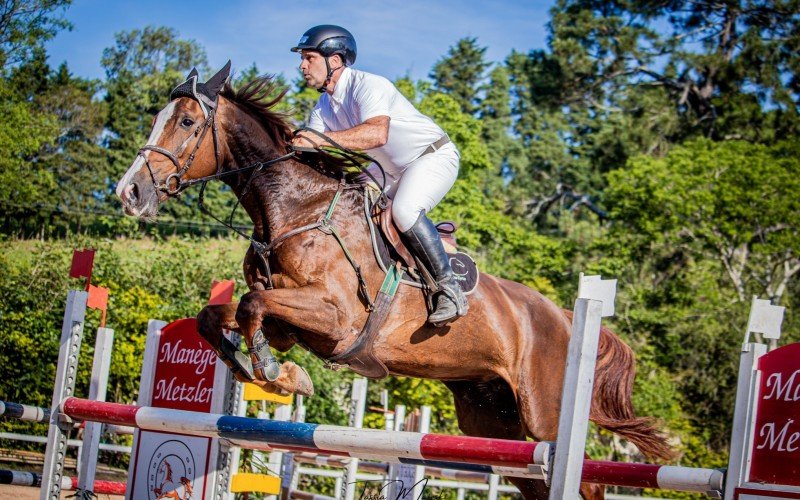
402, 212, 469, 326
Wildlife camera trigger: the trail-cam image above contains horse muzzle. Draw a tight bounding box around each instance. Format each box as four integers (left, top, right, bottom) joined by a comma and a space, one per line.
117, 177, 160, 218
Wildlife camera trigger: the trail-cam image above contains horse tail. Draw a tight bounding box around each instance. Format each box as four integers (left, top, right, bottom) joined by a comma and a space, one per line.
562, 310, 676, 461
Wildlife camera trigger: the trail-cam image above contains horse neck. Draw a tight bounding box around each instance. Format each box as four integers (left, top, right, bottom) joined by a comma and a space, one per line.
220, 105, 341, 242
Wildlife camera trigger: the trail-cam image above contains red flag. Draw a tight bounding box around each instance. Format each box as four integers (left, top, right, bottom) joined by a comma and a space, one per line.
69, 249, 95, 280
208, 280, 235, 305
87, 284, 109, 311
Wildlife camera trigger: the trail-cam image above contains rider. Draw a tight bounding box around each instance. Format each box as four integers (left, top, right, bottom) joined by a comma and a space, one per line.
290, 25, 468, 326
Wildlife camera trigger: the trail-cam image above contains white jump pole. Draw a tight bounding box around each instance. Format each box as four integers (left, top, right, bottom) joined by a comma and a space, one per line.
77, 326, 114, 492
411, 406, 431, 499
343, 378, 368, 500
549, 274, 617, 500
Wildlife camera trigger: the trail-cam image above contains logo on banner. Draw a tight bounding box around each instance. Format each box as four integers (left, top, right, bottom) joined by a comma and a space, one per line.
147, 440, 197, 499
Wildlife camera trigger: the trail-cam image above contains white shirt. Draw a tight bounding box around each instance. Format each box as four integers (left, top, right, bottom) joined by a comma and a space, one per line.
307, 67, 446, 174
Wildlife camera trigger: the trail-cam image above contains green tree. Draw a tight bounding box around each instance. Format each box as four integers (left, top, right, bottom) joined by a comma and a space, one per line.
429, 37, 490, 115
0, 48, 110, 236
547, 0, 800, 139
594, 139, 800, 447
606, 138, 800, 304
479, 65, 525, 187
0, 77, 58, 232
0, 0, 71, 71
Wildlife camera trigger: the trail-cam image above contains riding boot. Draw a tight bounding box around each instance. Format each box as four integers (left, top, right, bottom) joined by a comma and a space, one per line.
401, 212, 469, 326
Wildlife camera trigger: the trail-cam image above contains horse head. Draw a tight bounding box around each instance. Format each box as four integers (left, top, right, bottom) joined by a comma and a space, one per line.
116, 61, 232, 217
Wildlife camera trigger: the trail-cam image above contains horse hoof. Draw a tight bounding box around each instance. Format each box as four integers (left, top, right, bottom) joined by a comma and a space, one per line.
291, 364, 315, 396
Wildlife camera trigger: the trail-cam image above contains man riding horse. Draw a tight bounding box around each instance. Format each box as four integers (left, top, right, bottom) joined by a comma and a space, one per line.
290, 25, 468, 326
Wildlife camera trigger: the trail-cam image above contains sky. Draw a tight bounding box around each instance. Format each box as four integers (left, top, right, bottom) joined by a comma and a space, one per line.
45, 0, 555, 83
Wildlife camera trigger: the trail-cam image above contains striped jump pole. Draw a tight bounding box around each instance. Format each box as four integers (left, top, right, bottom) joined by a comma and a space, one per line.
0, 469, 126, 496
61, 397, 549, 476
0, 401, 50, 423
59, 397, 725, 494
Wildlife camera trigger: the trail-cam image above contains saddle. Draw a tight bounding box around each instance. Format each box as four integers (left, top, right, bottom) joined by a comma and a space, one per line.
378, 201, 457, 270
368, 192, 479, 293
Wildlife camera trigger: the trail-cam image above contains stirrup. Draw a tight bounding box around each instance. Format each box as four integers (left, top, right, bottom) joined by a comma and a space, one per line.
428, 285, 468, 326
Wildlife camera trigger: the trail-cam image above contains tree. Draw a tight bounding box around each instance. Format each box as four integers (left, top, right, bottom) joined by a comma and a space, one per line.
606, 138, 800, 304
479, 65, 525, 185
546, 0, 800, 139
429, 37, 490, 115
0, 76, 58, 232
0, 0, 71, 71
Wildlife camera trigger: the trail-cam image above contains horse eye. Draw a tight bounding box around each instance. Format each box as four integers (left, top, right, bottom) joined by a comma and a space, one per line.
181, 118, 194, 128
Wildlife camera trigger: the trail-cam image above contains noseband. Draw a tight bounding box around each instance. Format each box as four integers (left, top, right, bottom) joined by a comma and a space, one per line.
138, 106, 221, 196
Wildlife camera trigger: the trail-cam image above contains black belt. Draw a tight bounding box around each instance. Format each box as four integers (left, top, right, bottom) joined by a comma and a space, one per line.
420, 135, 450, 157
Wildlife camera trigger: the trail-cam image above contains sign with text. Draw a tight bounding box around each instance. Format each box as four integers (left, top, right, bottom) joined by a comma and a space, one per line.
748, 342, 800, 487
151, 318, 217, 412
128, 317, 231, 500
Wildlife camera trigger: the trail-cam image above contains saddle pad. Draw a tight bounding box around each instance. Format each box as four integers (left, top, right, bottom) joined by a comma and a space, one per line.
448, 251, 480, 295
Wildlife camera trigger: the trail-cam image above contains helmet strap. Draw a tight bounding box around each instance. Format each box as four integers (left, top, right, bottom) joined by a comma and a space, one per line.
318, 57, 335, 93
318, 56, 344, 93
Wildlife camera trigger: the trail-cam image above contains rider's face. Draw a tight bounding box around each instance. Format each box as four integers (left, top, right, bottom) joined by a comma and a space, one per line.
299, 50, 343, 91
299, 50, 328, 89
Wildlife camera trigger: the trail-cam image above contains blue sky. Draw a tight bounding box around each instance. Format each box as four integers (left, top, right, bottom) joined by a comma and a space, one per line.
45, 0, 555, 83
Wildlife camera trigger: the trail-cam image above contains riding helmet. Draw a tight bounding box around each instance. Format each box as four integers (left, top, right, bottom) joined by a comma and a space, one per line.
291, 25, 357, 66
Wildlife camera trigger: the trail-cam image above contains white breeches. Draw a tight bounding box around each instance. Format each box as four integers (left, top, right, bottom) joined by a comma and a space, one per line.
377, 142, 460, 232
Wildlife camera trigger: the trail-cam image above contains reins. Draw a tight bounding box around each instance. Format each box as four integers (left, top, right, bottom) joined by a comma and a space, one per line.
140, 92, 387, 311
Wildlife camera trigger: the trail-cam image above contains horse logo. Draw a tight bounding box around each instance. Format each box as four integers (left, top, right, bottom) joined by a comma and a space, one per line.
147, 440, 196, 499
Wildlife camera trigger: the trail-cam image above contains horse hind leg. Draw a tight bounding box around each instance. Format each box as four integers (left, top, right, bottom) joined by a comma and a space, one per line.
513, 333, 606, 498
444, 379, 551, 499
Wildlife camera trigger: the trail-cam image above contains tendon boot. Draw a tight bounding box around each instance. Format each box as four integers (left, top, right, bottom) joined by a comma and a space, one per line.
402, 212, 468, 326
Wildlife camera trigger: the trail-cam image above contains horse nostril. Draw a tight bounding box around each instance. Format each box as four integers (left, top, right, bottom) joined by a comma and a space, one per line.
130, 183, 140, 204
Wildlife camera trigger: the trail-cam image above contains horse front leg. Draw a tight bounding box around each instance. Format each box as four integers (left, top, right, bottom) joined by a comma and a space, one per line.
197, 303, 254, 383
197, 303, 312, 396
236, 286, 346, 396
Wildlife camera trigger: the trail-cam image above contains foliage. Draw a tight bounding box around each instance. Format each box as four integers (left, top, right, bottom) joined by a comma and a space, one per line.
0, 0, 72, 71
430, 37, 490, 115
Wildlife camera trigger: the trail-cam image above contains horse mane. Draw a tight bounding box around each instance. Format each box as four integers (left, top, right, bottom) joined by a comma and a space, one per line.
220, 76, 370, 181
220, 76, 293, 152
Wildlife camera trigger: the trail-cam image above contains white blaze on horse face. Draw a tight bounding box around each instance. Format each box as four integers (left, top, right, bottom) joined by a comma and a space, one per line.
115, 101, 178, 200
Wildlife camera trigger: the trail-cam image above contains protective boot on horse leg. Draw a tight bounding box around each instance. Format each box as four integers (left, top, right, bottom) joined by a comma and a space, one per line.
402, 211, 468, 325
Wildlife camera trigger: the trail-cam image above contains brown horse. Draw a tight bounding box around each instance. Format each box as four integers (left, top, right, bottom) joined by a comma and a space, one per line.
116, 64, 673, 499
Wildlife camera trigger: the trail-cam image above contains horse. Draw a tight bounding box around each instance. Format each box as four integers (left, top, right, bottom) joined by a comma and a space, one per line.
115, 63, 674, 499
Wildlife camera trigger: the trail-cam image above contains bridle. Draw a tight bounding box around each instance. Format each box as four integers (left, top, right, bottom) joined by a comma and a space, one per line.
138, 105, 222, 196
137, 98, 298, 197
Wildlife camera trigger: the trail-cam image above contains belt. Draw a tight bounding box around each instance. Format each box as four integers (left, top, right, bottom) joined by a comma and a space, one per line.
420, 135, 450, 157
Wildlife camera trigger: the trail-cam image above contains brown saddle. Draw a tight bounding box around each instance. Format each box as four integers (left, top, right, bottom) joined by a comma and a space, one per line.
375, 200, 459, 270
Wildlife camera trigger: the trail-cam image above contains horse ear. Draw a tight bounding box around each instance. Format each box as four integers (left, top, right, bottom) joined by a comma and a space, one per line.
205, 60, 232, 96
187, 67, 199, 80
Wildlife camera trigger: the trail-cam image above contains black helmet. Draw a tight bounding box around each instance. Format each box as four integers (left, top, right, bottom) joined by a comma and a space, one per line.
291, 25, 357, 66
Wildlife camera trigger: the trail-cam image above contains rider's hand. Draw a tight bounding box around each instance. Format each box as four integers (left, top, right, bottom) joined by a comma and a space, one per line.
292, 132, 320, 149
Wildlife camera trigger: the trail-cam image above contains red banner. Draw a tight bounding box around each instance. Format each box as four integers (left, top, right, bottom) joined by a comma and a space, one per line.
749, 342, 800, 486
151, 318, 218, 413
